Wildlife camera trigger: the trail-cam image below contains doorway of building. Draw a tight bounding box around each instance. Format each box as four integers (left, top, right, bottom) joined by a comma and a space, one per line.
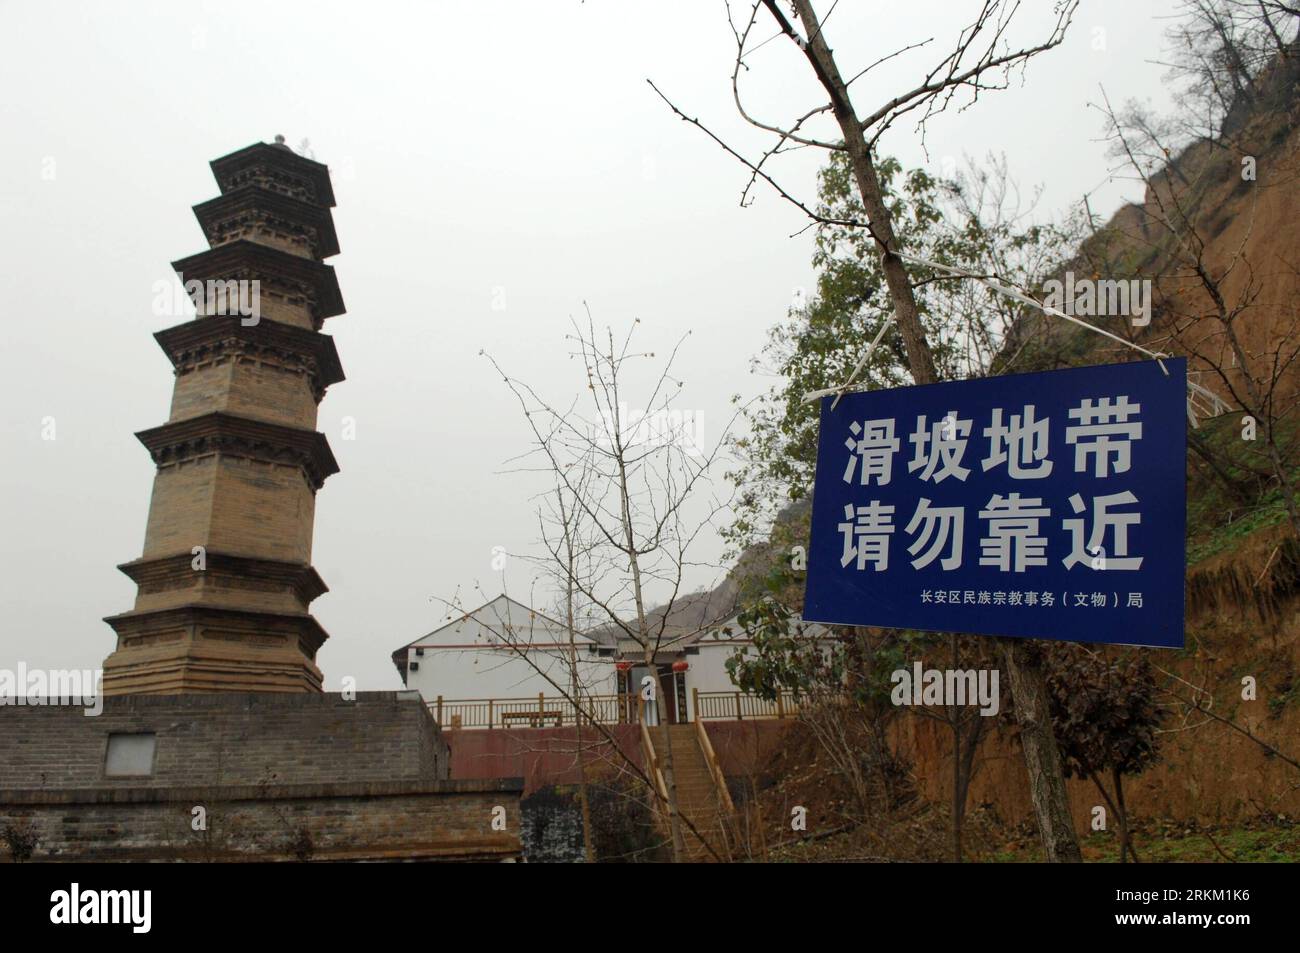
625, 663, 686, 725
629, 665, 659, 725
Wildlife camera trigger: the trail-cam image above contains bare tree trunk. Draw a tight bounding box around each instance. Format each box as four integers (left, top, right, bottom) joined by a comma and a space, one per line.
950, 633, 963, 863
789, 0, 1081, 863
1000, 641, 1082, 861
1113, 765, 1138, 863
654, 682, 687, 861
554, 484, 597, 863
565, 567, 595, 864
941, 635, 989, 863
617, 433, 686, 861
485, 315, 734, 864
578, 758, 594, 864
956, 706, 985, 860
788, 4, 939, 389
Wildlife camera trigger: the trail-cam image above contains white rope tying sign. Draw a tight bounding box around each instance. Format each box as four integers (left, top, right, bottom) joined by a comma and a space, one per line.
802, 251, 1230, 428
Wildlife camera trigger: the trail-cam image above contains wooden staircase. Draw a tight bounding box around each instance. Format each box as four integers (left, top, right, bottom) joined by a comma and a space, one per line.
646, 722, 735, 862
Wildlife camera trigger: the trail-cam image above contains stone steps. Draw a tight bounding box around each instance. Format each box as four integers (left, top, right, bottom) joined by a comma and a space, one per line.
648, 723, 731, 861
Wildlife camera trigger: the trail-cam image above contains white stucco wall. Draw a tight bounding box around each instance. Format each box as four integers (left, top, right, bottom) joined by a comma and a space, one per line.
682, 638, 752, 719
402, 595, 617, 705
406, 644, 617, 701
399, 600, 827, 723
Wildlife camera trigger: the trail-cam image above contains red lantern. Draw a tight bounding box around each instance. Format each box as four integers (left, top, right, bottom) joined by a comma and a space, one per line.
671, 660, 689, 673
615, 661, 632, 673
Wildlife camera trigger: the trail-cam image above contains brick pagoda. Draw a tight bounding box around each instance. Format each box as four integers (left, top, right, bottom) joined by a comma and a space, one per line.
0, 140, 524, 864
103, 138, 345, 694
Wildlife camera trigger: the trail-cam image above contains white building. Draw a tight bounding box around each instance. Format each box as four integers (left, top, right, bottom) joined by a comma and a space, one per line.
393, 594, 830, 726
391, 596, 618, 725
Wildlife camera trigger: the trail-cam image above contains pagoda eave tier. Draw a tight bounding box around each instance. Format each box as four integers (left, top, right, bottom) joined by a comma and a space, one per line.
102, 604, 329, 694
117, 551, 330, 607
135, 412, 340, 491
171, 239, 345, 324
192, 184, 340, 259
155, 314, 345, 391
210, 141, 336, 208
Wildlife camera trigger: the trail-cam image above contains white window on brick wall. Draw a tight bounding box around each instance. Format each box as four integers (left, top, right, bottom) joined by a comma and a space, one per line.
104, 732, 156, 777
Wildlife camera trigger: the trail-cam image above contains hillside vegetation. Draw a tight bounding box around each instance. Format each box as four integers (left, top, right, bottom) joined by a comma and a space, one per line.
707, 19, 1300, 862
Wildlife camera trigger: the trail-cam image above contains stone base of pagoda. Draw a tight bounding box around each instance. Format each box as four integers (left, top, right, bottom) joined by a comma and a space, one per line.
101, 605, 328, 695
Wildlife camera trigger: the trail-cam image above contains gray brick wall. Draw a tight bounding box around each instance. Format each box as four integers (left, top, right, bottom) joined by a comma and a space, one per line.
0, 691, 448, 789
0, 781, 522, 861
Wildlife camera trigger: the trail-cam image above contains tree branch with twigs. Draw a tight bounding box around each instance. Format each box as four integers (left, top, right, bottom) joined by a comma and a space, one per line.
474, 307, 742, 861
654, 0, 1084, 861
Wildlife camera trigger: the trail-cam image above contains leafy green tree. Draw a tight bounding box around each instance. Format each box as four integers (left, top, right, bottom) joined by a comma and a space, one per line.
726, 153, 1077, 567
1044, 645, 1166, 862
722, 152, 1079, 858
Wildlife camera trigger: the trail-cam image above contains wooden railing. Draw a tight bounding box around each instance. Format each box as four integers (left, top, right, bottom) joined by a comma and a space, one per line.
694, 711, 736, 814
638, 697, 670, 806
692, 689, 800, 722
430, 689, 799, 729
432, 692, 640, 730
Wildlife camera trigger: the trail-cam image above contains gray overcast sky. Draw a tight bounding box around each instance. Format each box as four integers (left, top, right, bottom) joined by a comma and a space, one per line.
0, 1, 1179, 690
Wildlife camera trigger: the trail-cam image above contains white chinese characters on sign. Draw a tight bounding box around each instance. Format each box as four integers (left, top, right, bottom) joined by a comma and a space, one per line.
836, 395, 1146, 580
843, 419, 901, 486
838, 501, 896, 571
905, 498, 963, 570
908, 411, 973, 483
979, 493, 1051, 573
982, 405, 1052, 479
1065, 396, 1142, 477
1062, 491, 1143, 570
